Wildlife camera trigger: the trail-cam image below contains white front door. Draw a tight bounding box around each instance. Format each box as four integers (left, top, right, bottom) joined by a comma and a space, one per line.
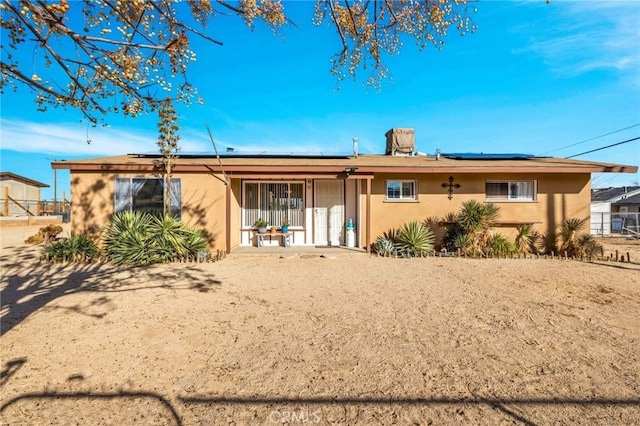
314, 180, 344, 246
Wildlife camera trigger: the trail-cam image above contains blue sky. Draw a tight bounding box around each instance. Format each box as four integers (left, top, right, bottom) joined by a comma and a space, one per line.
1, 0, 639, 200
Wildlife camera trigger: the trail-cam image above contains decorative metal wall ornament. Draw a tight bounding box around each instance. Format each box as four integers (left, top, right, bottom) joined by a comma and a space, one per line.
441, 176, 461, 200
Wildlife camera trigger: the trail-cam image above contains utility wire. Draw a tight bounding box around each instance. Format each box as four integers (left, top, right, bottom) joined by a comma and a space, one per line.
544, 123, 640, 155
565, 136, 640, 159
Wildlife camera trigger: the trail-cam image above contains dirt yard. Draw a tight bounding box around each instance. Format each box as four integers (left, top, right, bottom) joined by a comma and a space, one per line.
1, 226, 639, 425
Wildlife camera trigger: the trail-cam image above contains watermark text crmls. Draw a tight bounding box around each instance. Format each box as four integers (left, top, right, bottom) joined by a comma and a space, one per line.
268, 409, 322, 424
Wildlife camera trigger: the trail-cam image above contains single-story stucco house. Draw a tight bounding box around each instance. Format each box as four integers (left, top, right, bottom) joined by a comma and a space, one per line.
52, 129, 638, 253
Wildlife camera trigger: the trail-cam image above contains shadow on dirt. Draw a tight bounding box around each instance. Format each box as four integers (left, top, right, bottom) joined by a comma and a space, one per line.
0, 245, 221, 336
2, 390, 638, 426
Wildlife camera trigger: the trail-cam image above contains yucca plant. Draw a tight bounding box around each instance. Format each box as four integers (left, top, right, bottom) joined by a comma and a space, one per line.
575, 233, 603, 261
455, 200, 500, 257
41, 233, 101, 262
560, 217, 587, 258
452, 232, 473, 256
515, 224, 534, 255
394, 220, 435, 258
541, 232, 558, 255
528, 230, 545, 255
486, 233, 516, 257
457, 200, 500, 234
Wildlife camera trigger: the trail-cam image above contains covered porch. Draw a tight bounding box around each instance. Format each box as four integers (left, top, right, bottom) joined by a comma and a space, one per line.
225, 171, 373, 253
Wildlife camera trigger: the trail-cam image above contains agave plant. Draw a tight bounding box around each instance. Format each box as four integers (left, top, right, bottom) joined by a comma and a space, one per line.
103, 211, 208, 266
149, 214, 192, 263
373, 235, 397, 257
394, 221, 435, 258
103, 210, 155, 266
372, 228, 398, 257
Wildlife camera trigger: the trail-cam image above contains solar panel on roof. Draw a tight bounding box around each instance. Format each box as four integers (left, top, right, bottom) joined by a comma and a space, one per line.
130, 152, 352, 159
442, 153, 537, 160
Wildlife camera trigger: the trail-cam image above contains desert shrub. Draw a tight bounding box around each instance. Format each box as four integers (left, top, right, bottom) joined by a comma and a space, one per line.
103, 211, 208, 266
41, 233, 101, 262
25, 224, 63, 244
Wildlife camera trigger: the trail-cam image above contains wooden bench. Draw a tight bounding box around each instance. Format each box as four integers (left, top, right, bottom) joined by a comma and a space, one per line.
257, 232, 291, 247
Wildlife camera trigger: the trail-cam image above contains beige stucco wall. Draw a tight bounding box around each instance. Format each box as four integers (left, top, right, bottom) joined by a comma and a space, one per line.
70, 171, 228, 251
70, 170, 591, 252
363, 173, 591, 244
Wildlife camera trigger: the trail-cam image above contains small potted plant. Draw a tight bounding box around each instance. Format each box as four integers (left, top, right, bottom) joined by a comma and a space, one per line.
281, 218, 290, 233
254, 218, 268, 234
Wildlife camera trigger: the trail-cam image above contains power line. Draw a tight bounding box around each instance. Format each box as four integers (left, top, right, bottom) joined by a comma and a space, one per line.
544, 123, 640, 155
565, 136, 640, 159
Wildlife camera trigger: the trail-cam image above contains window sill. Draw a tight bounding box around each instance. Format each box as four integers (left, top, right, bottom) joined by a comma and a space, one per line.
384, 199, 419, 203
485, 199, 537, 203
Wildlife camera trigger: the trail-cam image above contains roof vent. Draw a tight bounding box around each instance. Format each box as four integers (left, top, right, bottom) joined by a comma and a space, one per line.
385, 128, 415, 155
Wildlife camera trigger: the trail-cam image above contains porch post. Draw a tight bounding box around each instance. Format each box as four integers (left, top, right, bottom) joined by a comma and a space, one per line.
366, 177, 371, 254
226, 178, 231, 254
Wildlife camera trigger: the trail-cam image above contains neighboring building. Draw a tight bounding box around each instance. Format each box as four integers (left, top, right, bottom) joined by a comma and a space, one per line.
0, 172, 49, 216
591, 186, 640, 236
53, 129, 638, 253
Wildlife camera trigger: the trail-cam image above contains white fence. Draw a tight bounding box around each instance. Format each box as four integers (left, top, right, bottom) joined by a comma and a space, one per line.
591, 212, 639, 237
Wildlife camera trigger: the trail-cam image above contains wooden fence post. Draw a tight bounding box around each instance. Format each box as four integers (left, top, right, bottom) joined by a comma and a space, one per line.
3, 186, 8, 216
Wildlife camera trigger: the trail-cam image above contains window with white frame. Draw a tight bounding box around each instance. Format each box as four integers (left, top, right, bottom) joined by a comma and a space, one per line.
243, 181, 304, 227
386, 180, 417, 201
485, 180, 536, 201
114, 178, 181, 218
